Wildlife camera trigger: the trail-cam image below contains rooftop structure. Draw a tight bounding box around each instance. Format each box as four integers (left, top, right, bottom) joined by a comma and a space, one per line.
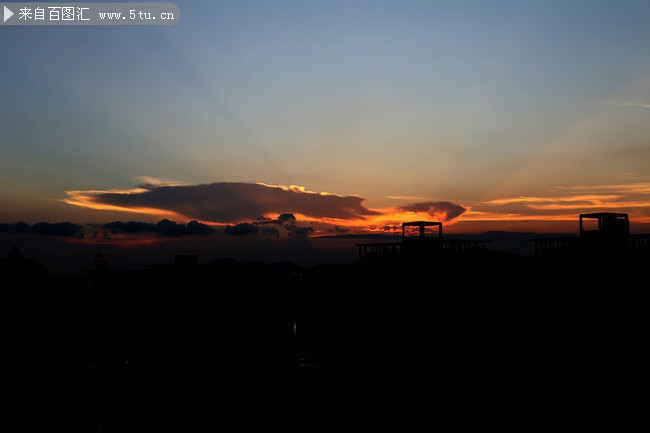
355, 221, 487, 260
402, 221, 442, 240
532, 212, 650, 257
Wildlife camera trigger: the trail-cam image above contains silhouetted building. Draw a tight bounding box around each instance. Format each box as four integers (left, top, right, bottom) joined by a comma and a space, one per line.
356, 221, 488, 260
532, 212, 650, 257
8, 246, 23, 263
93, 250, 108, 277
1, 246, 48, 282
88, 248, 110, 287
401, 221, 443, 256
580, 212, 629, 251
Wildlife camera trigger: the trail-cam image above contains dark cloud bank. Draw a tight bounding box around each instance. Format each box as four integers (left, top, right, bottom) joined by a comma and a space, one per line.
0, 222, 83, 237
0, 215, 314, 241
102, 213, 312, 239
222, 213, 307, 238
397, 201, 467, 221
102, 219, 216, 237
92, 182, 380, 222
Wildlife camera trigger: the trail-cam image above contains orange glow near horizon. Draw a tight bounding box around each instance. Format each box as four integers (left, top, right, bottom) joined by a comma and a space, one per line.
63, 233, 162, 248
284, 209, 466, 233
61, 181, 650, 235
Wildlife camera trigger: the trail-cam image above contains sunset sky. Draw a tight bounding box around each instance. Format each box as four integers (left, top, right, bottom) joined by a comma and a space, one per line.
2, 0, 650, 270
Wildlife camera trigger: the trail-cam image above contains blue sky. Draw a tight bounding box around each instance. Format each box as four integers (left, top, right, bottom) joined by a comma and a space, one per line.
2, 0, 650, 231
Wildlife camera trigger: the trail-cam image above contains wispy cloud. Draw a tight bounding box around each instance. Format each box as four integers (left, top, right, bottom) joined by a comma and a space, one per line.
484, 195, 620, 206
552, 183, 650, 194
136, 176, 188, 188
596, 101, 650, 109
466, 183, 650, 225
385, 195, 432, 201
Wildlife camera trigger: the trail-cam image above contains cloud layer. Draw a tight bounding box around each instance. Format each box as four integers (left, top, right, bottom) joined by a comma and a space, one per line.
459, 182, 650, 228
63, 178, 650, 235
396, 201, 467, 221
64, 181, 472, 235
102, 219, 216, 236
66, 182, 380, 223
0, 222, 83, 237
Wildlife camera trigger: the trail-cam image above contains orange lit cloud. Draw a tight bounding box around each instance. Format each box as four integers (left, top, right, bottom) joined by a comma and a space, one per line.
62, 180, 650, 235
463, 182, 650, 228
64, 182, 379, 223
63, 186, 184, 220
63, 181, 469, 234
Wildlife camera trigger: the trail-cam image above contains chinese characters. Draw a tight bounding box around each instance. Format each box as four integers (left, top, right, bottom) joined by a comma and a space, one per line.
18, 6, 90, 21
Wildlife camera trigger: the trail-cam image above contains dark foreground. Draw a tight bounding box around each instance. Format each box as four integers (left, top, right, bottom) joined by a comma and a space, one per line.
3, 248, 646, 430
